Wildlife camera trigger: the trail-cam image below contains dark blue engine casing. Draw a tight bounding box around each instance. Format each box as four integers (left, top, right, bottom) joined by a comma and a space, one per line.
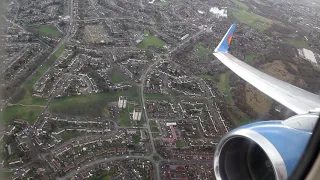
214, 114, 318, 180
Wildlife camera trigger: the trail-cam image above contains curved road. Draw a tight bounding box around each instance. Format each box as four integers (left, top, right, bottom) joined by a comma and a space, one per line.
59, 155, 153, 179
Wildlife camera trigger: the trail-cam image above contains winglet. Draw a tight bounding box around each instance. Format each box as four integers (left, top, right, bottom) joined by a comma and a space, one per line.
214, 24, 237, 53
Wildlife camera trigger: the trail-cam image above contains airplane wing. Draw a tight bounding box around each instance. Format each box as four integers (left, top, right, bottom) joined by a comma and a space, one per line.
213, 24, 320, 115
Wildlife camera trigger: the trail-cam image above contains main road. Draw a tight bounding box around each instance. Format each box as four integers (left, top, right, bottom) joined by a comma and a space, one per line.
27, 0, 76, 165
59, 154, 212, 179
139, 28, 207, 180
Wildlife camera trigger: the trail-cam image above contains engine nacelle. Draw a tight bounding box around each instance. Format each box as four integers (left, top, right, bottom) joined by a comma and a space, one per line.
214, 114, 319, 180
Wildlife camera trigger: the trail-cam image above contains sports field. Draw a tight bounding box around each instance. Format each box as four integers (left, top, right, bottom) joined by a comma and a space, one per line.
138, 35, 166, 49
39, 26, 60, 37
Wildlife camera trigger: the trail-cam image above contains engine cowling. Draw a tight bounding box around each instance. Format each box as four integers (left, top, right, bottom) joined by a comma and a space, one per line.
214, 114, 319, 180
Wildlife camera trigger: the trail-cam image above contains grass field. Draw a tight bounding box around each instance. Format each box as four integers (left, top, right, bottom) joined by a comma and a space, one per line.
19, 44, 66, 105
51, 97, 108, 117
155, 1, 170, 6
231, 0, 249, 10
0, 172, 13, 180
51, 87, 140, 118
151, 126, 159, 132
132, 135, 141, 144
88, 170, 117, 180
119, 109, 132, 126
245, 54, 262, 64
175, 140, 185, 148
39, 26, 60, 37
195, 44, 210, 57
218, 73, 232, 103
231, 10, 273, 31
0, 105, 43, 124
111, 72, 123, 84
150, 120, 157, 127
1, 44, 66, 124
153, 155, 160, 161
60, 130, 85, 141
152, 132, 160, 137
150, 120, 159, 132
228, 109, 251, 126
284, 39, 310, 49
199, 74, 213, 80
138, 35, 166, 49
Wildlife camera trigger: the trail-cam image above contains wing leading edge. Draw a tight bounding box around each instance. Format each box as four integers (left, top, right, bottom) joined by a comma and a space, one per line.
213, 24, 320, 114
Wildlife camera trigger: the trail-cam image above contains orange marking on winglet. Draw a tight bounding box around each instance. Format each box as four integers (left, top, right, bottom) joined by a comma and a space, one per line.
228, 35, 233, 45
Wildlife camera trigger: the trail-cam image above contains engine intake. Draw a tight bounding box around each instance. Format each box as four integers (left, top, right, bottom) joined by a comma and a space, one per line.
214, 116, 318, 180
218, 136, 275, 180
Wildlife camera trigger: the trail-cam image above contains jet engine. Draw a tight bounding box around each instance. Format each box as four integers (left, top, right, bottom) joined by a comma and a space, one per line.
214, 114, 319, 180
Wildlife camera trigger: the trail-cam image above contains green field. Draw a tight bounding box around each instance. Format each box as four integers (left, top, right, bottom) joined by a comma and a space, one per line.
150, 120, 159, 132
228, 109, 251, 126
151, 126, 159, 132
132, 135, 141, 144
60, 130, 85, 141
0, 171, 13, 180
51, 87, 139, 119
150, 120, 159, 133
51, 90, 135, 115
199, 74, 213, 80
1, 44, 66, 124
18, 44, 66, 105
155, 1, 170, 6
218, 73, 232, 103
195, 44, 210, 57
119, 102, 135, 127
88, 170, 118, 180
150, 120, 157, 127
231, 10, 273, 31
175, 140, 185, 148
39, 26, 60, 37
111, 72, 123, 84
152, 132, 160, 137
119, 109, 132, 126
51, 97, 108, 117
245, 54, 262, 64
284, 39, 310, 49
138, 35, 166, 49
153, 155, 160, 161
231, 0, 249, 10
0, 105, 43, 124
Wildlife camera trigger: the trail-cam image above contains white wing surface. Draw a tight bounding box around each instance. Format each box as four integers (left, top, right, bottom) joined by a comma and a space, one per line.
214, 24, 320, 114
